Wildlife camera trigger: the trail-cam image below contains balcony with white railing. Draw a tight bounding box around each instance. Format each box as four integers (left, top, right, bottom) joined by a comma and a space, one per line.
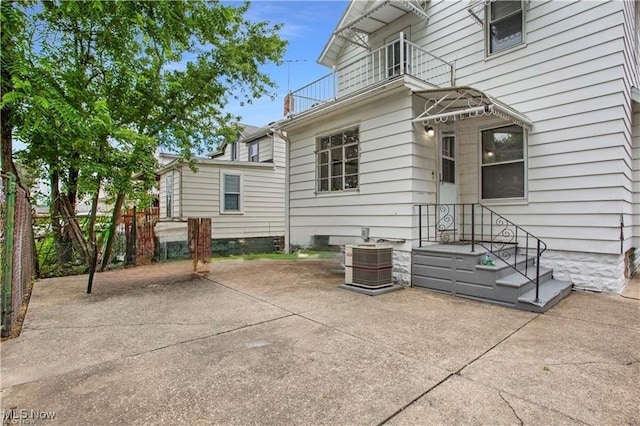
285, 32, 455, 117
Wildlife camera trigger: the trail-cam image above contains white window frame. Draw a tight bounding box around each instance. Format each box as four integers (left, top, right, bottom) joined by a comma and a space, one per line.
479, 124, 527, 202
230, 142, 239, 161
165, 174, 173, 218
316, 126, 359, 194
220, 171, 243, 214
485, 0, 525, 56
248, 142, 259, 162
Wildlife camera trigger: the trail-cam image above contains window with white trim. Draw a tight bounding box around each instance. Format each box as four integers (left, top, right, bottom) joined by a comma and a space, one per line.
481, 125, 525, 199
230, 142, 238, 161
316, 127, 359, 193
249, 142, 259, 162
165, 174, 173, 218
486, 0, 524, 55
222, 173, 242, 212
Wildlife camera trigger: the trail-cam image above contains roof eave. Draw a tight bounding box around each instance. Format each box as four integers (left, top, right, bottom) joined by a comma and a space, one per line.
317, 1, 356, 67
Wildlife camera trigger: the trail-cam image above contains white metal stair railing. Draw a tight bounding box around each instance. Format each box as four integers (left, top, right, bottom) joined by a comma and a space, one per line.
287, 33, 454, 116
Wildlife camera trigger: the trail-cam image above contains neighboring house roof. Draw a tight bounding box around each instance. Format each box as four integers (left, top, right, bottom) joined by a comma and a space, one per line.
156, 156, 276, 175
208, 123, 264, 158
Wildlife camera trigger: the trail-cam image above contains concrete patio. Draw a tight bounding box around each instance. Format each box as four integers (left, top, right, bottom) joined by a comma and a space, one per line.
1, 259, 638, 424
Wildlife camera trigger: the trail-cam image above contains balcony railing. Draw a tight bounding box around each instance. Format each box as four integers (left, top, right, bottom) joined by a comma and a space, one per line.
287, 32, 454, 116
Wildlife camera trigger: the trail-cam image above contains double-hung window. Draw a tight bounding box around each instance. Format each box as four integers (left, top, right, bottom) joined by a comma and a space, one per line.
481, 125, 525, 200
486, 0, 524, 55
221, 172, 242, 213
317, 127, 359, 193
230, 142, 239, 161
249, 142, 259, 162
165, 174, 173, 218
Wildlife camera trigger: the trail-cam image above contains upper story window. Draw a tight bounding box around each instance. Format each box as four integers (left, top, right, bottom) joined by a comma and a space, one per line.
481, 125, 525, 200
165, 174, 173, 218
486, 1, 524, 55
230, 142, 239, 161
249, 142, 259, 162
317, 127, 359, 193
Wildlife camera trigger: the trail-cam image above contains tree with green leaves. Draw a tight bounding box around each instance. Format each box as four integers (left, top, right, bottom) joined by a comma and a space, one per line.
2, 0, 286, 281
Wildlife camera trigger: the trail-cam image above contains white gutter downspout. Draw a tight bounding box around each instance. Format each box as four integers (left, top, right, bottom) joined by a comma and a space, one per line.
272, 127, 291, 254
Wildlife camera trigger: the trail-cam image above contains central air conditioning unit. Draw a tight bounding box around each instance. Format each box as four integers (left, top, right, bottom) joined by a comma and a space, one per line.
342, 243, 402, 296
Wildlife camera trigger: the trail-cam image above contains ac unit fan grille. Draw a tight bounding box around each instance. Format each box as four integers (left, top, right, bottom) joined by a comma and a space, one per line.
352, 247, 392, 268
353, 267, 393, 286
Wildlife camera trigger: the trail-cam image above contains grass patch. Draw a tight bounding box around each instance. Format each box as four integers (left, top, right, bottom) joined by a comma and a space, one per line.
214, 251, 339, 262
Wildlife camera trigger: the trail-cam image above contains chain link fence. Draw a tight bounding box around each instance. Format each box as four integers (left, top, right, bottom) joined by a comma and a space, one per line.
1, 173, 37, 338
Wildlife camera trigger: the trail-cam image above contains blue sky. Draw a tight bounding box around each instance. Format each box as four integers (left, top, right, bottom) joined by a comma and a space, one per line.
227, 0, 349, 127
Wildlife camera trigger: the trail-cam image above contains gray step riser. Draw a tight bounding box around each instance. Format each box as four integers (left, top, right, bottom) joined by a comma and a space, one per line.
413, 253, 538, 283
412, 245, 571, 312
412, 264, 552, 299
412, 249, 554, 307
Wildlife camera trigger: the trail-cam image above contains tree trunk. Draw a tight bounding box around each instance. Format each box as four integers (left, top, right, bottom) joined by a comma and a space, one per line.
50, 169, 73, 265
0, 1, 20, 185
100, 192, 125, 271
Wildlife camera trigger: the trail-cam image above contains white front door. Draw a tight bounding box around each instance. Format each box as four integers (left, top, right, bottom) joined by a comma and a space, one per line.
439, 132, 457, 205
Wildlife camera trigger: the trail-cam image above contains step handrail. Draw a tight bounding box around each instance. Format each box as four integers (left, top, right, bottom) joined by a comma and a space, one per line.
415, 203, 547, 302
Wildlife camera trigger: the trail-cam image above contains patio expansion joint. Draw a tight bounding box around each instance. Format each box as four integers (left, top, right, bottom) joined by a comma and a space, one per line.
377, 313, 542, 425
0, 313, 297, 392
122, 313, 297, 360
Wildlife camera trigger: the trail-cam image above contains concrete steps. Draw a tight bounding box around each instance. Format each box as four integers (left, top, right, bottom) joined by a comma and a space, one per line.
412, 244, 572, 312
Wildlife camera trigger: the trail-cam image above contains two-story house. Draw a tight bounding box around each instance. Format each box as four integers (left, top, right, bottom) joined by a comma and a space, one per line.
277, 0, 640, 311
156, 124, 286, 258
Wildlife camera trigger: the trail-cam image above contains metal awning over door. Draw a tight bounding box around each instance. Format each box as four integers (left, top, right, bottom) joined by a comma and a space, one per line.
412, 87, 532, 129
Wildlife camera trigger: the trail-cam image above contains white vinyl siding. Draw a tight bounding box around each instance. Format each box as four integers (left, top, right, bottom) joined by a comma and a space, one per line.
400, 0, 632, 254
157, 135, 285, 239
177, 162, 284, 239
289, 87, 420, 251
